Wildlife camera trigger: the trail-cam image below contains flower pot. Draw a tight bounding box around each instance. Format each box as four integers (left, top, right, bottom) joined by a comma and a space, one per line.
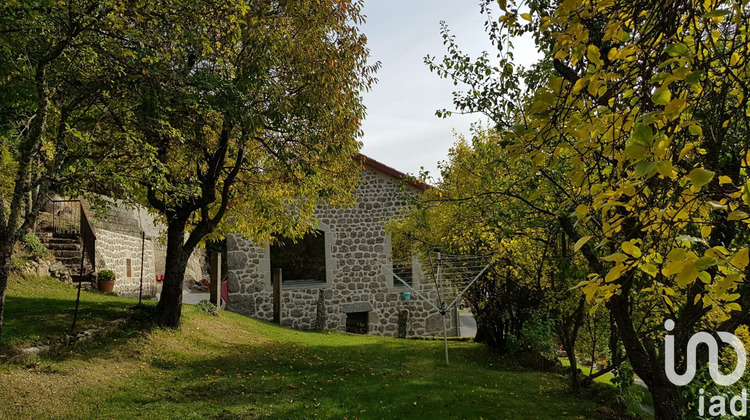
98, 279, 115, 293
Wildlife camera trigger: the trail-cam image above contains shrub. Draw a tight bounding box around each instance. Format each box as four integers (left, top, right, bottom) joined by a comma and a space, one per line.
196, 300, 219, 316
21, 233, 49, 259
98, 269, 116, 282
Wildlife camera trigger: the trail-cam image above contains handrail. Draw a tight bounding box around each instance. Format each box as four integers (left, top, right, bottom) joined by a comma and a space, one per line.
49, 198, 96, 271
79, 203, 96, 270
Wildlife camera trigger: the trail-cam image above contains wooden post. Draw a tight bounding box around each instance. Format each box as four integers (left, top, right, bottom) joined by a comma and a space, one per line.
210, 253, 222, 309
272, 268, 281, 324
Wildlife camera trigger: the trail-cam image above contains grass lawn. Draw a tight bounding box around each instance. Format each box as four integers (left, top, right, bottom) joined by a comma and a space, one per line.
1, 275, 151, 350
1, 275, 610, 419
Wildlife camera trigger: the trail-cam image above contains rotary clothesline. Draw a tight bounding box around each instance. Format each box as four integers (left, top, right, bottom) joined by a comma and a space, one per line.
378, 251, 493, 365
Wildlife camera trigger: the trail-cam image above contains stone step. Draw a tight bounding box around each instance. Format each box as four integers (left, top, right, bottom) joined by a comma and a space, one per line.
56, 256, 84, 267
43, 237, 81, 245
71, 280, 95, 290
51, 249, 82, 259
46, 242, 81, 251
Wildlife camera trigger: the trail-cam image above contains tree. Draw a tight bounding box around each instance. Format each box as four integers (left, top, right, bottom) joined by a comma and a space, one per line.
0, 0, 115, 340
387, 129, 607, 392
430, 0, 750, 418
89, 0, 377, 327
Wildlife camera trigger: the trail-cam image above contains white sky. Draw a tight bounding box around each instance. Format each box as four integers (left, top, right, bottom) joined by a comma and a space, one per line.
358, 0, 540, 179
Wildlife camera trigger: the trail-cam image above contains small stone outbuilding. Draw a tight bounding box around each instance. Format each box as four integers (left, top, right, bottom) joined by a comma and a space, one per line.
226, 155, 458, 337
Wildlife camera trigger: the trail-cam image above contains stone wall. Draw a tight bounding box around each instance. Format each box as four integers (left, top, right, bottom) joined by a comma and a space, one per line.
94, 228, 159, 297
88, 199, 208, 296
227, 167, 457, 337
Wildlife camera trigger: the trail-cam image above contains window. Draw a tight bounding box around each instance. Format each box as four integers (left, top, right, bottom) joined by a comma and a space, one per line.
392, 260, 413, 287
270, 230, 327, 283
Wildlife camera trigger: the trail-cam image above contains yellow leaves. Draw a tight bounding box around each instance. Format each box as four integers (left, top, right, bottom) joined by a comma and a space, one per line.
605, 264, 627, 282
574, 235, 592, 252
664, 98, 686, 114
733, 248, 749, 270
575, 204, 588, 217
602, 253, 628, 263
728, 211, 748, 221
678, 143, 696, 160
667, 248, 687, 262
572, 78, 587, 94
700, 225, 712, 238
629, 123, 653, 146
640, 263, 658, 278
586, 45, 603, 67
621, 240, 641, 258
624, 145, 648, 161
521, 12, 532, 21
651, 86, 672, 106
670, 261, 698, 287
688, 168, 715, 187
727, 302, 742, 312
719, 175, 733, 184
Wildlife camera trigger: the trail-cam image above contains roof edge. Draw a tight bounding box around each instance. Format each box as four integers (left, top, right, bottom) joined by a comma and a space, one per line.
354, 154, 429, 192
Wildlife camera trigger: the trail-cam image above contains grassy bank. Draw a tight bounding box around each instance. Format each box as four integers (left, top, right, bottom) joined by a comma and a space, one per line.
1, 275, 149, 350
1, 275, 608, 419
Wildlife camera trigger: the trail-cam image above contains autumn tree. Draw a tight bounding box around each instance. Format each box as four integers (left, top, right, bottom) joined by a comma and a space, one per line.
89, 0, 377, 327
0, 0, 116, 340
431, 0, 750, 418
387, 129, 610, 392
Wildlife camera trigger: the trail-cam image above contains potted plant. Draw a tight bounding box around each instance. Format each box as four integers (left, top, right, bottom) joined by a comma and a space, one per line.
97, 269, 116, 293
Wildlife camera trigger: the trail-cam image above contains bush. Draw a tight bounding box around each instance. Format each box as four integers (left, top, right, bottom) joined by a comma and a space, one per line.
98, 269, 116, 282
519, 314, 557, 359
21, 233, 49, 259
196, 300, 219, 316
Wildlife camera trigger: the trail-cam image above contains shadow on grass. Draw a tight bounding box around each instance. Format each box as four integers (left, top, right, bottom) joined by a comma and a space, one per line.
1, 293, 155, 351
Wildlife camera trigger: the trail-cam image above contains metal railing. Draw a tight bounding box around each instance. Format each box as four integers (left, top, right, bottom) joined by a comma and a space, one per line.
50, 199, 96, 270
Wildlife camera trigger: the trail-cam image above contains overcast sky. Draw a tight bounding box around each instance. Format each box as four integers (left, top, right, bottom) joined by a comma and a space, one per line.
358, 1, 539, 179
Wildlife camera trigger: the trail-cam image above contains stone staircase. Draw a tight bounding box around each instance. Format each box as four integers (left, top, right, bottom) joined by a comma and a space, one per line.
40, 234, 96, 289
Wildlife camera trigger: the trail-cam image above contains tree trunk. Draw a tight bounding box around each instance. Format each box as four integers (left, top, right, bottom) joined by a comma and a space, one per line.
0, 250, 10, 341
650, 377, 683, 420
609, 292, 683, 420
154, 218, 191, 328
562, 338, 581, 394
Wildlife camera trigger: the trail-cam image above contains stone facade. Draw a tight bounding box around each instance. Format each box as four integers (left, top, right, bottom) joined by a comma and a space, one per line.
94, 228, 157, 297
227, 164, 457, 337
89, 200, 207, 297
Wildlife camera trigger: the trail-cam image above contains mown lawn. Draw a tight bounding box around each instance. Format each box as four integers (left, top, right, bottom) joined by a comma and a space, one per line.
1, 275, 607, 419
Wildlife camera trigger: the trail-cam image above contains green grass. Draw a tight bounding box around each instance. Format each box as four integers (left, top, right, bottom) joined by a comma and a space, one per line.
559, 358, 614, 384
0, 275, 612, 419
1, 274, 150, 350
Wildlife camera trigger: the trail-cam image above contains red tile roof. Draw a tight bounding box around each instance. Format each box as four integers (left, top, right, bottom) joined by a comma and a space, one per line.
354, 154, 429, 191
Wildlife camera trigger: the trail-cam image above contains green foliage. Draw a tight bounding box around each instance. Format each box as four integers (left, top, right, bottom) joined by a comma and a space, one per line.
20, 233, 48, 259
196, 299, 219, 317
518, 314, 557, 360
97, 270, 115, 282
9, 257, 29, 272
427, 0, 750, 415
600, 362, 641, 417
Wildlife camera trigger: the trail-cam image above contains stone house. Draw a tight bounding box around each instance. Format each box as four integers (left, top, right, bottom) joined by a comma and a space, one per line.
226, 155, 458, 337
43, 198, 206, 297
